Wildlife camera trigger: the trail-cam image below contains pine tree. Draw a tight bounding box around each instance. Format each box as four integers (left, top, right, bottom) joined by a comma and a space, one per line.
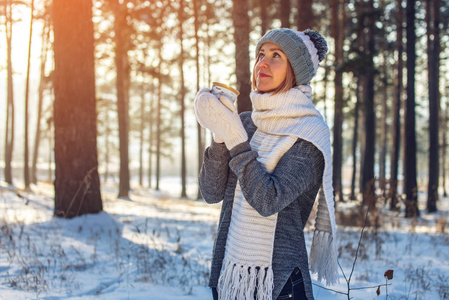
361, 0, 376, 205
32, 7, 51, 184
389, 0, 404, 211
426, 0, 441, 213
4, 0, 15, 185
331, 0, 344, 202
23, 0, 35, 190
296, 0, 313, 30
404, 0, 419, 218
112, 0, 131, 198
232, 0, 252, 113
53, 0, 102, 217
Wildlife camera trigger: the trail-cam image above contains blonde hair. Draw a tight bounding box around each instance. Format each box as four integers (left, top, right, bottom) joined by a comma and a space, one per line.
251, 58, 296, 95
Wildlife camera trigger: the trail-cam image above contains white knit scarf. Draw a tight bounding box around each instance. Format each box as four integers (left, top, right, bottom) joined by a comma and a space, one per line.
218, 86, 338, 300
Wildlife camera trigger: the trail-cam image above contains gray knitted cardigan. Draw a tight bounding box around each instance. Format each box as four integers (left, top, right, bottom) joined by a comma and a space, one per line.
199, 111, 324, 300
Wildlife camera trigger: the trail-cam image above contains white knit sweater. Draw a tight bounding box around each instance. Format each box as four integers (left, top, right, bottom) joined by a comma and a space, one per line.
218, 86, 338, 300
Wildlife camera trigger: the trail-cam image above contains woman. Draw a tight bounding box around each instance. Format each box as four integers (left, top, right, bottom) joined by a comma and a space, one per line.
194, 28, 338, 300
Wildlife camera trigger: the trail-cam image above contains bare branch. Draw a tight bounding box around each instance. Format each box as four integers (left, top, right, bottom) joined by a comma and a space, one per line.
338, 259, 348, 282
351, 283, 392, 290
349, 182, 375, 283
312, 283, 348, 296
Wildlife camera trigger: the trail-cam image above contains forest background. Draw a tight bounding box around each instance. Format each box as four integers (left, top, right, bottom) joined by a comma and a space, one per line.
1, 0, 449, 215
1, 0, 449, 299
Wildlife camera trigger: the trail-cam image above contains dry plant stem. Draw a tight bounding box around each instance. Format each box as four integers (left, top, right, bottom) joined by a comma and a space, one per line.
350, 283, 391, 290
348, 195, 372, 284
338, 260, 348, 283
312, 282, 391, 294
65, 167, 96, 217
343, 196, 374, 299
311, 283, 348, 295
314, 191, 375, 299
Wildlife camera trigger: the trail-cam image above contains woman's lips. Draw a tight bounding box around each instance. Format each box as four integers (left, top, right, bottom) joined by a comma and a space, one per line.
258, 72, 270, 78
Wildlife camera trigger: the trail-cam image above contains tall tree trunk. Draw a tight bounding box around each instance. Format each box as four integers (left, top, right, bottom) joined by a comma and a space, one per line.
350, 79, 361, 201
379, 48, 388, 197
32, 18, 50, 184
297, 0, 313, 30
148, 80, 155, 188
205, 6, 212, 146
104, 104, 110, 183
47, 116, 53, 182
53, 0, 102, 217
280, 0, 290, 28
113, 0, 130, 198
139, 67, 145, 187
205, 2, 212, 87
232, 0, 252, 113
404, 0, 419, 218
260, 0, 269, 36
156, 46, 162, 191
389, 0, 403, 211
443, 92, 448, 197
194, 0, 204, 200
356, 1, 366, 196
361, 0, 376, 205
4, 0, 14, 185
23, 0, 35, 189
179, 0, 187, 198
323, 66, 329, 123
426, 0, 440, 213
331, 0, 344, 202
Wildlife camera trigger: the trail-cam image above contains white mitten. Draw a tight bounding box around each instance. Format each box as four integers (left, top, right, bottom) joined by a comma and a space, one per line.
194, 91, 248, 150
194, 88, 224, 144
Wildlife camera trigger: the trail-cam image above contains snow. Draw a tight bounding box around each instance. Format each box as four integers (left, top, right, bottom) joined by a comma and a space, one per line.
1, 180, 448, 299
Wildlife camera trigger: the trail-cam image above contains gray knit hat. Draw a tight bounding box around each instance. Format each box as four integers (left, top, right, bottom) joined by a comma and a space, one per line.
255, 28, 328, 85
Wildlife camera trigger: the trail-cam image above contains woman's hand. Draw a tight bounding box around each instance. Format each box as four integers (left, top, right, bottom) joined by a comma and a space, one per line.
194, 89, 224, 143
194, 89, 248, 150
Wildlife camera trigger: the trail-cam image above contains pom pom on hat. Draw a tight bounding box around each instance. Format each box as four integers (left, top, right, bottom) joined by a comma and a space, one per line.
304, 29, 328, 62
255, 28, 328, 85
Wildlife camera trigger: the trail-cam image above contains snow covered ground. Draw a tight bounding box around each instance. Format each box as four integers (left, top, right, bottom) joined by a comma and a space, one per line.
1, 179, 448, 299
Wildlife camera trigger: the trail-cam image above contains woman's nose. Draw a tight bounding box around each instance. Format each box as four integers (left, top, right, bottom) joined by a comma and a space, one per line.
258, 57, 269, 68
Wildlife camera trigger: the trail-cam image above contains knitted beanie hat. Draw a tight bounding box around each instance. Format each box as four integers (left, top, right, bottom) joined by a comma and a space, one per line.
255, 28, 328, 85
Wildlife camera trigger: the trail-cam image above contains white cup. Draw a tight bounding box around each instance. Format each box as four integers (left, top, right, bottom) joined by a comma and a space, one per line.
211, 82, 239, 110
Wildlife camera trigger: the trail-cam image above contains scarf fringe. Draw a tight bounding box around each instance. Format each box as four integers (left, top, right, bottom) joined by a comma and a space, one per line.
309, 230, 339, 285
218, 259, 274, 300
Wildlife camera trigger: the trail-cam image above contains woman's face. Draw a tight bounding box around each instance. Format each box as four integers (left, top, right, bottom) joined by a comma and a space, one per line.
254, 42, 289, 93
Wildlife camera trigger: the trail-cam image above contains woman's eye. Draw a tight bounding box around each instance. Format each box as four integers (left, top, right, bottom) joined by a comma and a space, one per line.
273, 52, 280, 58
258, 53, 265, 59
